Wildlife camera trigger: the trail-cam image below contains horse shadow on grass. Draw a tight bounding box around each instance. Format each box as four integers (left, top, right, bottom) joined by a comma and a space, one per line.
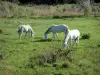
32, 37, 61, 42
17, 36, 61, 44
33, 39, 61, 42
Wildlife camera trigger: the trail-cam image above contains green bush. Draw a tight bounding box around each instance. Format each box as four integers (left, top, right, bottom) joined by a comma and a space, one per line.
81, 33, 90, 39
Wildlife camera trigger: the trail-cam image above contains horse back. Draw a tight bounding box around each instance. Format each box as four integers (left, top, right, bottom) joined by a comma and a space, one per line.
69, 29, 80, 39
51, 25, 68, 33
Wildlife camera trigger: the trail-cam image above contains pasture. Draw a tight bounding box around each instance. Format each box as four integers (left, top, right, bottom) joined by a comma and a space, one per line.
0, 17, 100, 75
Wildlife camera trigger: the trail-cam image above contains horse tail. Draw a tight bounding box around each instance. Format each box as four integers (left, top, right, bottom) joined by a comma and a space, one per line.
63, 25, 68, 33
63, 25, 69, 40
44, 26, 52, 34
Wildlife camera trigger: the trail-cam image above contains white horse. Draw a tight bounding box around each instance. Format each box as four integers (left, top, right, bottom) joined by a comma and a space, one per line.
44, 24, 69, 40
18, 24, 35, 40
64, 29, 80, 48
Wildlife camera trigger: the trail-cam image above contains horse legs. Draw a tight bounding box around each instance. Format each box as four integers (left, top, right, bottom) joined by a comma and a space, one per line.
75, 38, 79, 47
19, 33, 22, 40
44, 34, 48, 40
28, 32, 31, 38
24, 32, 28, 38
53, 33, 59, 40
53, 33, 56, 40
55, 33, 59, 40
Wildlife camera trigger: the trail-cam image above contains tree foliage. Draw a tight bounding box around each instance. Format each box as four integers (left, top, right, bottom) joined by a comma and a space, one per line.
75, 0, 92, 16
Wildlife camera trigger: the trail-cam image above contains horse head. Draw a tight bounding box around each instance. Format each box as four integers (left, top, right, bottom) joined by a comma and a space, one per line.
44, 33, 48, 40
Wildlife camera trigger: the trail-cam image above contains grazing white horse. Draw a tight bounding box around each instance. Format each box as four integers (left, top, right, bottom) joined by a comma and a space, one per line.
18, 24, 35, 40
44, 24, 69, 40
64, 29, 80, 48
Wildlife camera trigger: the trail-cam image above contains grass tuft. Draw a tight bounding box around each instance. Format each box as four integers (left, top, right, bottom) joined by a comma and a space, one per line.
0, 55, 3, 60
61, 63, 69, 68
0, 29, 3, 34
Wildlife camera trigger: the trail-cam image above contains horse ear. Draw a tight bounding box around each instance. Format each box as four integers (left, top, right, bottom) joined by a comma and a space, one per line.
67, 26, 69, 29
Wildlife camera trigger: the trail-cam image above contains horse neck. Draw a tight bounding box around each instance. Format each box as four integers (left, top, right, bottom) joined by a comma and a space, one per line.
45, 31, 50, 35
18, 26, 23, 33
30, 28, 33, 32
45, 27, 51, 35
29, 28, 34, 35
22, 26, 25, 32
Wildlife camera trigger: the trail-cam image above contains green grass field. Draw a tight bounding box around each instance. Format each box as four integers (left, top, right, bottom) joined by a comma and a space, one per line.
0, 17, 100, 75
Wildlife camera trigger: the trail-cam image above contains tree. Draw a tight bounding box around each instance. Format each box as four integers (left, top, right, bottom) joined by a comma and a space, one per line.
10, 0, 19, 3
75, 0, 91, 16
1, 0, 19, 3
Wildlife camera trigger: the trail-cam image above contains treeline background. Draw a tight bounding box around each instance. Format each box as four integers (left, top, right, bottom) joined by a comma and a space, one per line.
0, 0, 100, 18
1, 0, 100, 4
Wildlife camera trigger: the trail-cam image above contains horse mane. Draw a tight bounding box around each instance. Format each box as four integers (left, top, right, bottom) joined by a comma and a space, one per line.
18, 26, 23, 33
45, 26, 53, 34
18, 25, 26, 33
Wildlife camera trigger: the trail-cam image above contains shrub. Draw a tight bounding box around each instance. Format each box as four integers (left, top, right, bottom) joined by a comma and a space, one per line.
39, 51, 57, 65
81, 33, 90, 39
54, 72, 63, 75
52, 15, 61, 19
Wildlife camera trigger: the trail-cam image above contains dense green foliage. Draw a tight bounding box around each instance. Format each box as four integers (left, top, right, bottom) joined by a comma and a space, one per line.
0, 17, 100, 75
